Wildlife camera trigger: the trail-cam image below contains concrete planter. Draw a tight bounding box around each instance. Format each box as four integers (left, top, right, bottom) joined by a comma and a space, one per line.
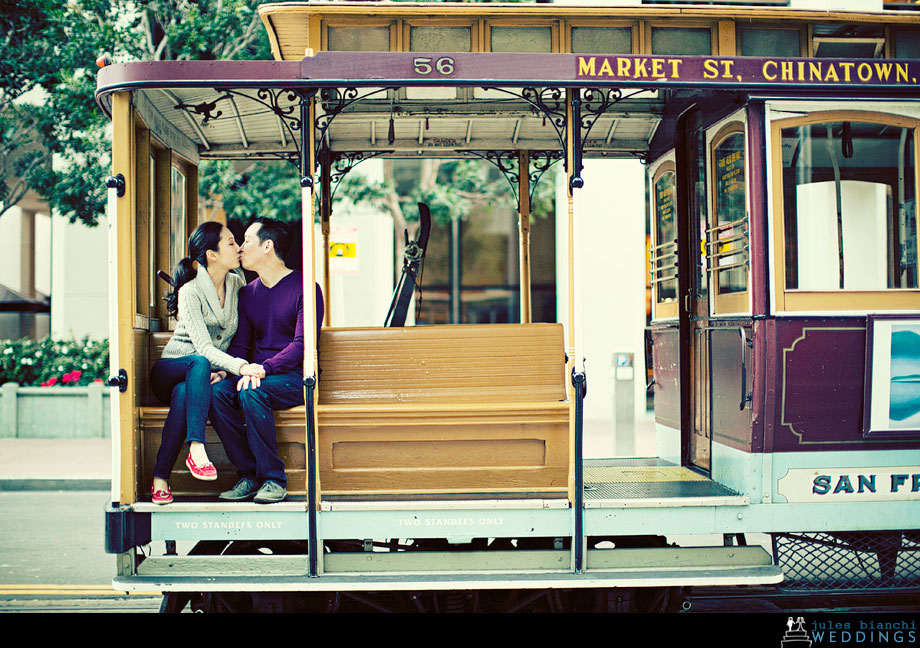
0, 382, 110, 438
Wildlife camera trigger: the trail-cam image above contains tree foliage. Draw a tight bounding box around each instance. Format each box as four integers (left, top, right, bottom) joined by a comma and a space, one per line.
0, 0, 271, 226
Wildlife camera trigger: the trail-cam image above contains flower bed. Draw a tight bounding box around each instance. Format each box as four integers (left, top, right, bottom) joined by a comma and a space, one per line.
0, 338, 111, 438
0, 337, 108, 387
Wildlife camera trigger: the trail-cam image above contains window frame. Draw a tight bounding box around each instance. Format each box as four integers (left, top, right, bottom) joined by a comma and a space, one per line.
708, 118, 751, 316
564, 19, 638, 55
644, 19, 717, 56
769, 109, 920, 313
650, 155, 679, 321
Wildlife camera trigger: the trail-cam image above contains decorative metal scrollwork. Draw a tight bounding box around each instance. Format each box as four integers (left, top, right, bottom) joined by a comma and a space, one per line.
462, 150, 520, 203
171, 87, 309, 166
314, 87, 389, 158
173, 94, 233, 123
580, 88, 623, 143
329, 150, 392, 202
528, 150, 563, 203
520, 87, 568, 147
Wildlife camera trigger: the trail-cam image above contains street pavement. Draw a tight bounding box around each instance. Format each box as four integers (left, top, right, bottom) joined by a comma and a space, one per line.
0, 438, 164, 611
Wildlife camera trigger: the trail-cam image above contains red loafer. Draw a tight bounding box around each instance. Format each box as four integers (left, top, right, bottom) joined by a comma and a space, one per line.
186, 454, 218, 481
152, 484, 173, 505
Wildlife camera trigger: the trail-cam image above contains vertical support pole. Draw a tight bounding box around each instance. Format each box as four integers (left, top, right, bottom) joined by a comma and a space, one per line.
108, 92, 136, 505
573, 370, 586, 574
518, 150, 532, 324
565, 89, 586, 574
319, 145, 333, 326
300, 91, 319, 578
450, 214, 462, 324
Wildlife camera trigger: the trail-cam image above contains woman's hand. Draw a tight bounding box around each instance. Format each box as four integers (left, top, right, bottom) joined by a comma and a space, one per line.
210, 370, 227, 385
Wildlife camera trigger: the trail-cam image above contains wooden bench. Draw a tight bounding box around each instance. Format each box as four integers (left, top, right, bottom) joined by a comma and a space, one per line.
137, 332, 306, 498
316, 324, 570, 497
137, 323, 570, 500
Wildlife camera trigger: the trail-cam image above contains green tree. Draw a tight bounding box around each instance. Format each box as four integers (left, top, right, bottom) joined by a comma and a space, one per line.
0, 0, 271, 227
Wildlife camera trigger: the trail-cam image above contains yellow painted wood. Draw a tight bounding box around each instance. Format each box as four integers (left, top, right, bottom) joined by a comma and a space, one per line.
112, 93, 139, 504
259, 3, 918, 59
139, 324, 570, 499
718, 20, 736, 57
317, 324, 566, 405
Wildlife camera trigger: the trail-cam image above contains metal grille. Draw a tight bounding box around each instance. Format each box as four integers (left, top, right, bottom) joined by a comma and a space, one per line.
773, 531, 920, 591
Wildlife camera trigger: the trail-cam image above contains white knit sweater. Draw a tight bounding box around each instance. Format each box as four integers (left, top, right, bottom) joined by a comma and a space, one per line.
159, 265, 248, 375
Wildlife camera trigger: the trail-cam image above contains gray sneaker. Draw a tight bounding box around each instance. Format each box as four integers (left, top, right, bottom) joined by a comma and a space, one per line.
218, 477, 259, 501
254, 480, 287, 504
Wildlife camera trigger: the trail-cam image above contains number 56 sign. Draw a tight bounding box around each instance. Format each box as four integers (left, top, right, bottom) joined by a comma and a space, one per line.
413, 56, 456, 76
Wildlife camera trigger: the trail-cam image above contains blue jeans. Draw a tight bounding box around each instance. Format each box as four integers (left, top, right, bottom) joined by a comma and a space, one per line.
208, 372, 304, 488
150, 355, 213, 480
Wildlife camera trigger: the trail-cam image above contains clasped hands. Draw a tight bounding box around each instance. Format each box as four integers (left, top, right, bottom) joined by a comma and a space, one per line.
236, 363, 266, 391
207, 363, 266, 390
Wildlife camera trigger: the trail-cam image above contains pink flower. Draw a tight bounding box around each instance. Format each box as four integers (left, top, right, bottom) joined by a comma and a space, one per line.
46, 377, 57, 387
62, 373, 72, 384
71, 370, 82, 381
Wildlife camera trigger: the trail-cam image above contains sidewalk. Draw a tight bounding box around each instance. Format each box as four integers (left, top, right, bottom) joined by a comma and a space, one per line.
0, 438, 111, 491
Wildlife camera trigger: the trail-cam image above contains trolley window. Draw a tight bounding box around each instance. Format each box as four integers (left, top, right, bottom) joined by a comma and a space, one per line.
651, 159, 678, 320
709, 121, 750, 314
772, 112, 920, 311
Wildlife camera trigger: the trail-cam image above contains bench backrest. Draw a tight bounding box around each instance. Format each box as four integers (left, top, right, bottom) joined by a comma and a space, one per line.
317, 323, 566, 405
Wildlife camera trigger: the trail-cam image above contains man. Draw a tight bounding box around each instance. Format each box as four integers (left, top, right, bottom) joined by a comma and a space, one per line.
211, 217, 324, 504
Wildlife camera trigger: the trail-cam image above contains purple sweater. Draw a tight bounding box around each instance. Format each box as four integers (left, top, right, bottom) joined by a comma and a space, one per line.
227, 271, 324, 376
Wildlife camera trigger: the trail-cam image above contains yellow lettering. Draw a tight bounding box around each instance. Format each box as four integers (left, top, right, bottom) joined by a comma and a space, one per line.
874, 62, 892, 81
897, 63, 909, 83
578, 57, 596, 77
808, 61, 822, 81
651, 58, 665, 78
703, 59, 719, 80
669, 59, 683, 78
721, 60, 734, 79
634, 57, 649, 78
839, 62, 855, 82
797, 61, 805, 81
599, 57, 614, 77
858, 62, 872, 82
781, 61, 793, 81
824, 64, 839, 82
763, 60, 777, 81
617, 57, 631, 77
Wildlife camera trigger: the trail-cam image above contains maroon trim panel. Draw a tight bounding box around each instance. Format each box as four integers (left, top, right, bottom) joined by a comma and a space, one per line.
769, 317, 919, 452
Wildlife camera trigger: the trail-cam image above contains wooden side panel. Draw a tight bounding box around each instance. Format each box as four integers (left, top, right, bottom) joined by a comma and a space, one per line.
317, 405, 569, 495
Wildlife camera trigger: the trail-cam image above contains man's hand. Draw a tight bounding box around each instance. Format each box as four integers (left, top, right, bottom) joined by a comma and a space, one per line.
237, 374, 262, 391
240, 363, 266, 379
210, 370, 227, 385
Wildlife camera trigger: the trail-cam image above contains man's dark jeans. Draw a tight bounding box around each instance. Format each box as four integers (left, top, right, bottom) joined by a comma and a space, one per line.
209, 371, 304, 488
150, 355, 212, 480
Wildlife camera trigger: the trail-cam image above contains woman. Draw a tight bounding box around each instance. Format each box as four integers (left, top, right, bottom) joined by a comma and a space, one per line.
150, 221, 258, 504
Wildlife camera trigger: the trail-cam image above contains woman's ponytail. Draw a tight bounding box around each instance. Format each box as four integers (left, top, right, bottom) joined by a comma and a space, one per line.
164, 257, 196, 318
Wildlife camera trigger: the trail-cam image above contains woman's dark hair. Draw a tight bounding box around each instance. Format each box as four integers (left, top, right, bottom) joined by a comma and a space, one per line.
165, 221, 224, 318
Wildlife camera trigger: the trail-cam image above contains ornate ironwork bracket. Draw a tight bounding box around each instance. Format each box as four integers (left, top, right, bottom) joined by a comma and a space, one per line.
314, 87, 390, 161
462, 149, 563, 208
172, 87, 314, 168
462, 150, 520, 203
329, 150, 392, 203
528, 150, 563, 203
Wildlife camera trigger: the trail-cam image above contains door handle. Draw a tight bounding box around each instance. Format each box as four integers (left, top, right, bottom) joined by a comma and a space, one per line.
739, 328, 753, 411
